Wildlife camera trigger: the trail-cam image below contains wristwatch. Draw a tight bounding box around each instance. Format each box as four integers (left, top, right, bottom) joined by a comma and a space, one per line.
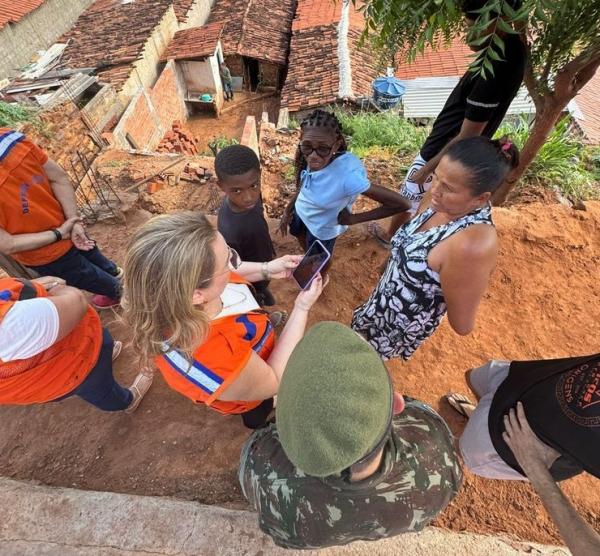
51, 228, 62, 242
261, 261, 270, 281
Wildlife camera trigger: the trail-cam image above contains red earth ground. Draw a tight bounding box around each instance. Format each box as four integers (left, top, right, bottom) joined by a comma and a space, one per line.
0, 199, 598, 546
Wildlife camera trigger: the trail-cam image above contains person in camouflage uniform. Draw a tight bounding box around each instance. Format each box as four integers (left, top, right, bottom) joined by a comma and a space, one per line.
239, 322, 462, 549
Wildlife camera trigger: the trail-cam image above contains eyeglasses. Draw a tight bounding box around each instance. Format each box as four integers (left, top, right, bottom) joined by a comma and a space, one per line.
298, 143, 335, 158
197, 247, 241, 287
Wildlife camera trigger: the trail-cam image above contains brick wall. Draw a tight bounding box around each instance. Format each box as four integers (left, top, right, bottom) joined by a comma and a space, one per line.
118, 6, 180, 105
150, 61, 188, 132
20, 103, 100, 175
82, 84, 123, 132
113, 89, 163, 151
0, 0, 94, 80
113, 61, 188, 151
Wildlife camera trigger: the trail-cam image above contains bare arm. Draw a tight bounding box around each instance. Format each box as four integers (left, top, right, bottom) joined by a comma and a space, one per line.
0, 218, 80, 255
338, 185, 411, 225
236, 254, 301, 283
278, 191, 300, 236
218, 276, 324, 402
44, 159, 94, 251
504, 403, 600, 556
437, 226, 497, 335
412, 119, 488, 185
43, 283, 90, 342
44, 159, 78, 218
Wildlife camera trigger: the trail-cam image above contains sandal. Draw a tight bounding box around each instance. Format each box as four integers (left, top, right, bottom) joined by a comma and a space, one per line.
444, 393, 476, 419
112, 340, 122, 362
269, 310, 288, 328
124, 368, 154, 414
365, 222, 391, 249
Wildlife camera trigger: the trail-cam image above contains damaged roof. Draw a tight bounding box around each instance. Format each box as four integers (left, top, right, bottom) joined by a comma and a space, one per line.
172, 0, 197, 23
208, 0, 296, 65
163, 21, 223, 61
59, 0, 173, 91
281, 0, 379, 113
0, 0, 44, 28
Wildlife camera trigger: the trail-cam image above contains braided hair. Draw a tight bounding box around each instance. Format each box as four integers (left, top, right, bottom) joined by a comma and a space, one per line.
294, 109, 348, 189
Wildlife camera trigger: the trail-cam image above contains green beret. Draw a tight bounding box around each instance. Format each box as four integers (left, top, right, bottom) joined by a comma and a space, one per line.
276, 321, 392, 477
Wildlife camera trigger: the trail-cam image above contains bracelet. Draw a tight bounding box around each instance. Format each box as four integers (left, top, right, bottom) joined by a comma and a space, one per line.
261, 261, 270, 281
51, 229, 62, 242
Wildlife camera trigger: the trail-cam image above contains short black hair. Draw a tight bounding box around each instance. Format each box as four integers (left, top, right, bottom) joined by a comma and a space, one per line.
444, 136, 520, 195
462, 0, 522, 20
214, 144, 260, 180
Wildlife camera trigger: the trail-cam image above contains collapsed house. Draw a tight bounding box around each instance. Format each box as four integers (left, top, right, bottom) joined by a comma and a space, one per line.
208, 0, 297, 91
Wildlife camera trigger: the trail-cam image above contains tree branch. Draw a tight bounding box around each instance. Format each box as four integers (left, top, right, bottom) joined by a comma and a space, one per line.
522, 42, 544, 111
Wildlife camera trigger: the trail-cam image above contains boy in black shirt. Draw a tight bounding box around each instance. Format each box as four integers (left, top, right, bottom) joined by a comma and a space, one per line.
372, 0, 527, 245
215, 145, 277, 306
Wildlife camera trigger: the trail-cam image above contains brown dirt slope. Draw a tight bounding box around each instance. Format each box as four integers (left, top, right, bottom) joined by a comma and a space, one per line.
0, 202, 598, 546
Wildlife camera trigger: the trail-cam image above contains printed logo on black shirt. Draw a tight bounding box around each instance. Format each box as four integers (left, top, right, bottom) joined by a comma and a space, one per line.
555, 361, 600, 427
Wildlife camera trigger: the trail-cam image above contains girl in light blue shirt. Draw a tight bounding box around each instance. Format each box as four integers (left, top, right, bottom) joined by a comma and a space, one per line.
279, 110, 409, 268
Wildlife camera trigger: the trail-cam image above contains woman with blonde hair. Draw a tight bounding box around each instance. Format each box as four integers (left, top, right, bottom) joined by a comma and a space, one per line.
123, 211, 324, 428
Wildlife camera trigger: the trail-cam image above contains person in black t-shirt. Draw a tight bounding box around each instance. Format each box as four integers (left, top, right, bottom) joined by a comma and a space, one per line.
446, 355, 600, 555
371, 0, 527, 246
215, 145, 277, 306
446, 355, 600, 481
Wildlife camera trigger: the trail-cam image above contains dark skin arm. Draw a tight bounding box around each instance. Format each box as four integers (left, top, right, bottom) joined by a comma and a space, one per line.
412, 119, 488, 185
277, 191, 300, 236
337, 185, 410, 225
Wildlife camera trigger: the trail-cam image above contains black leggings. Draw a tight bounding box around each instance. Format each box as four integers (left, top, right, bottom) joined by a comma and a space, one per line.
241, 398, 274, 429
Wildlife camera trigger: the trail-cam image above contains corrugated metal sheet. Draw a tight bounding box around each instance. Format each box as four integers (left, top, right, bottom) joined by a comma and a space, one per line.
402, 76, 536, 119
0, 0, 45, 28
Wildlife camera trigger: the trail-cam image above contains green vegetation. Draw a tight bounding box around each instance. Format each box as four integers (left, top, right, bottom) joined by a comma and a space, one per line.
495, 116, 600, 201
0, 101, 39, 128
334, 109, 428, 159
205, 134, 239, 156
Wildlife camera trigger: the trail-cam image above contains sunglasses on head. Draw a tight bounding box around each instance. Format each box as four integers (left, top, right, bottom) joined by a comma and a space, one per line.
298, 143, 335, 158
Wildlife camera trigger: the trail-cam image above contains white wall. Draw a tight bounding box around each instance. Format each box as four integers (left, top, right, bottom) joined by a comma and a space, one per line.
0, 0, 95, 80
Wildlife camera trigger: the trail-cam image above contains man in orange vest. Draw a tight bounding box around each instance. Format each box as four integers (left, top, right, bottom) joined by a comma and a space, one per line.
0, 275, 151, 410
0, 129, 121, 309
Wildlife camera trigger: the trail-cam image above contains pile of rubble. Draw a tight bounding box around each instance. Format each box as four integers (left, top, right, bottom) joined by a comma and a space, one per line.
156, 121, 200, 155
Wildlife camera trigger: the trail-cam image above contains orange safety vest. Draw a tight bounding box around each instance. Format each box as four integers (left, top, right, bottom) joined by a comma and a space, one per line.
0, 128, 73, 266
0, 277, 102, 404
155, 274, 275, 415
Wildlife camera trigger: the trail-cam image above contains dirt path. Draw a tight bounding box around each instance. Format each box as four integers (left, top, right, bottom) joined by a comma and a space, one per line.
0, 202, 598, 546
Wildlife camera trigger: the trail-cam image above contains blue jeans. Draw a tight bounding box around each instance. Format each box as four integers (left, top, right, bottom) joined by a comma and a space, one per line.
29, 246, 120, 299
289, 211, 337, 255
223, 82, 233, 99
59, 328, 133, 411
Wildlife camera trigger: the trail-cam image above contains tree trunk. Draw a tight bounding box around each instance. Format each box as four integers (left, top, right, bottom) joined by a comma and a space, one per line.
492, 53, 600, 206
492, 100, 564, 205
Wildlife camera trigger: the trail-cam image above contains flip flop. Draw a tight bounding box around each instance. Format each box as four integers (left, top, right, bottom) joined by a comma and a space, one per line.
124, 369, 153, 414
444, 393, 476, 419
365, 222, 391, 249
112, 340, 123, 361
269, 311, 288, 328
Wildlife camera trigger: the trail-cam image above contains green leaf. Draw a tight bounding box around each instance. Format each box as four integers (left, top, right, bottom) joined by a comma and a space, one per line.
492, 33, 506, 54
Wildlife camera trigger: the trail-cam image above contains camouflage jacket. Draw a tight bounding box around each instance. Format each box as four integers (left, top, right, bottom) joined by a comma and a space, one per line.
238, 398, 463, 549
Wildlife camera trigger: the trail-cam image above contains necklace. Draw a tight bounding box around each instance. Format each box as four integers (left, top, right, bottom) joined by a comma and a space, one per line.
221, 288, 248, 309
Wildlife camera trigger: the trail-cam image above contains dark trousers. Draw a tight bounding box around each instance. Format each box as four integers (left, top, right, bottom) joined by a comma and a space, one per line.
289, 211, 337, 254
29, 246, 120, 299
59, 329, 132, 411
223, 82, 234, 100
241, 397, 274, 429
